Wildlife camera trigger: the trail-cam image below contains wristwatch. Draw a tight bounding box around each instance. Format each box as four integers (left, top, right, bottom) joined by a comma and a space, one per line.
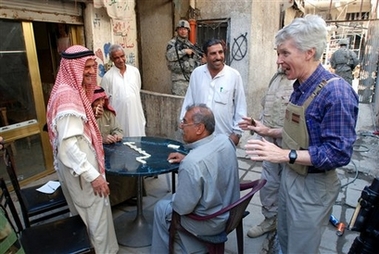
289, 150, 297, 164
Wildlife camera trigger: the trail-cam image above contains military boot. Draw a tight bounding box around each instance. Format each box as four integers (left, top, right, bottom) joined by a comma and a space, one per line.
247, 216, 276, 238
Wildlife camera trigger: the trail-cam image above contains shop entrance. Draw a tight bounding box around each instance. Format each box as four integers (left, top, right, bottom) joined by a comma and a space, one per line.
0, 19, 82, 185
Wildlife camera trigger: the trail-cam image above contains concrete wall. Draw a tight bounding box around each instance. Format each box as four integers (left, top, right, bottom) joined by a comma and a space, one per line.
136, 0, 174, 93
248, 1, 284, 119
141, 90, 183, 140
136, 0, 190, 93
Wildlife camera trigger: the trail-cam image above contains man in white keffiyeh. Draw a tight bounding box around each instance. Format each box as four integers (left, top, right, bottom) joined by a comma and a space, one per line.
46, 45, 119, 254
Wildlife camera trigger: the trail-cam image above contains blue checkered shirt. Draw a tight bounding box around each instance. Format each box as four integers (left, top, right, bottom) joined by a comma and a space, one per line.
290, 64, 359, 170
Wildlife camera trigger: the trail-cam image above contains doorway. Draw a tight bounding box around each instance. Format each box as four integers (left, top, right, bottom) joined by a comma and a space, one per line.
0, 19, 82, 185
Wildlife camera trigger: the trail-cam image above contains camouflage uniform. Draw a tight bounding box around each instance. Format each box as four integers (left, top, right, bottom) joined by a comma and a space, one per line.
166, 37, 202, 96
330, 40, 359, 86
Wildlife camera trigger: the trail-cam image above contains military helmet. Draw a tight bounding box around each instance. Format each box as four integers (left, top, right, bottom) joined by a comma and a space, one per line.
176, 20, 190, 31
338, 39, 349, 46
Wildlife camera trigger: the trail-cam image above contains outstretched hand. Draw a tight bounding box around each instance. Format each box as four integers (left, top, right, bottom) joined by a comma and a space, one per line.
239, 117, 272, 137
238, 116, 256, 130
167, 152, 185, 164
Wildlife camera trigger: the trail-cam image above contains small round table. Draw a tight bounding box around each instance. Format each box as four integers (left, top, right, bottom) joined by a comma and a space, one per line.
104, 136, 186, 247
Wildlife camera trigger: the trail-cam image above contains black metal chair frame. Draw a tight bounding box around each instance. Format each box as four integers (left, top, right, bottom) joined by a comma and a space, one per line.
0, 177, 94, 254
3, 146, 69, 227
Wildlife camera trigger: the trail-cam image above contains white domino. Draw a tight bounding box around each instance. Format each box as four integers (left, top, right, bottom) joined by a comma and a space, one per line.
136, 157, 146, 164
167, 144, 180, 149
124, 142, 152, 164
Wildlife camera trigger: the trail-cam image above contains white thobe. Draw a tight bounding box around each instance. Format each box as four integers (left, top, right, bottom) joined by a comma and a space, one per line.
101, 64, 146, 137
56, 115, 118, 254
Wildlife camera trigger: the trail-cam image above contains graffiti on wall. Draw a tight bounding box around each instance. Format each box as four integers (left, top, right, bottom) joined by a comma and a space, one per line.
92, 0, 138, 77
96, 42, 136, 77
112, 19, 135, 49
93, 13, 101, 28
230, 32, 248, 64
101, 0, 132, 15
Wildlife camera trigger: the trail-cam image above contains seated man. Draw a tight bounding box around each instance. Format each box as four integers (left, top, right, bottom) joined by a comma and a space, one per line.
91, 86, 138, 206
151, 103, 240, 253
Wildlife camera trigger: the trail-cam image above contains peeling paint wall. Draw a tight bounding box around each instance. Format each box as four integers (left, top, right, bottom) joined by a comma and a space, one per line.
85, 1, 139, 84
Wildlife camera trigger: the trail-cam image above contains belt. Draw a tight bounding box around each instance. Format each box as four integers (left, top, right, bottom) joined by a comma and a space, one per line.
307, 166, 335, 174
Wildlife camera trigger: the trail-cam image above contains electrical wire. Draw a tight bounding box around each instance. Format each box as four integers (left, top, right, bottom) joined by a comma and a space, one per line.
340, 130, 377, 188
340, 159, 359, 188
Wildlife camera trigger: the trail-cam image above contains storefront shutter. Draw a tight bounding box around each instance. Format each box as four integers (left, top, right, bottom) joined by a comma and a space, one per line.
0, 0, 83, 24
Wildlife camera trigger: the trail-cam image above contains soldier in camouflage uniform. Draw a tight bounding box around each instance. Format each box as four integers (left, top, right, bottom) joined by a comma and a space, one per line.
330, 39, 359, 85
239, 69, 294, 238
166, 20, 203, 96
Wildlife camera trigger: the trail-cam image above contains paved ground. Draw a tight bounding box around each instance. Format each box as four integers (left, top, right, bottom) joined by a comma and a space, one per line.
20, 103, 378, 254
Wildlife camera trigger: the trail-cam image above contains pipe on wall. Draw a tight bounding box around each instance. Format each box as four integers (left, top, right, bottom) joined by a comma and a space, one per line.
189, 19, 197, 44
188, 0, 197, 44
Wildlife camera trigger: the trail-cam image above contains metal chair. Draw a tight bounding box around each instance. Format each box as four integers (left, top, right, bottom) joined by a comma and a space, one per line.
0, 177, 95, 254
3, 146, 69, 227
169, 179, 267, 254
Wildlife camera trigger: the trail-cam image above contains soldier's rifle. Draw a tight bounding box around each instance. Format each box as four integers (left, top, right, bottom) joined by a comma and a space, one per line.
180, 42, 204, 58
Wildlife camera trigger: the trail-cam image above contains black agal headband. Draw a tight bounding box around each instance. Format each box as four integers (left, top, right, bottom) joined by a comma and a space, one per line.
61, 50, 95, 59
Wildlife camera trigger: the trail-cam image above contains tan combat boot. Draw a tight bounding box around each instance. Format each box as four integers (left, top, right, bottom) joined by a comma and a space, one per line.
247, 216, 276, 238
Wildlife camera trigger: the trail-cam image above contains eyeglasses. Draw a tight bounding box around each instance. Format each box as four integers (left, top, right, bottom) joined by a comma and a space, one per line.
180, 119, 199, 127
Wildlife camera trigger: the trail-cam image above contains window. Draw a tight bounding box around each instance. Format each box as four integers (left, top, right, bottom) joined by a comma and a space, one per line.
196, 19, 230, 64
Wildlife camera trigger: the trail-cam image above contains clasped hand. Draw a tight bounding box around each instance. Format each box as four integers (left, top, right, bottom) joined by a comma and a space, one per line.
104, 134, 122, 144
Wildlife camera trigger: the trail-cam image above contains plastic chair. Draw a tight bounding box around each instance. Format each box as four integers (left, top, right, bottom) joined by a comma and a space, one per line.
169, 179, 266, 254
3, 146, 69, 228
0, 177, 95, 254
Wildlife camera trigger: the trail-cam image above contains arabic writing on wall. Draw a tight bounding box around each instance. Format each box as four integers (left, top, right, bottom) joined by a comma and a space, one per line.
92, 3, 138, 78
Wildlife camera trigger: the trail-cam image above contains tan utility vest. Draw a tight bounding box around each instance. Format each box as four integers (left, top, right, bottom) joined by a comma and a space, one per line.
261, 72, 295, 129
282, 78, 339, 175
